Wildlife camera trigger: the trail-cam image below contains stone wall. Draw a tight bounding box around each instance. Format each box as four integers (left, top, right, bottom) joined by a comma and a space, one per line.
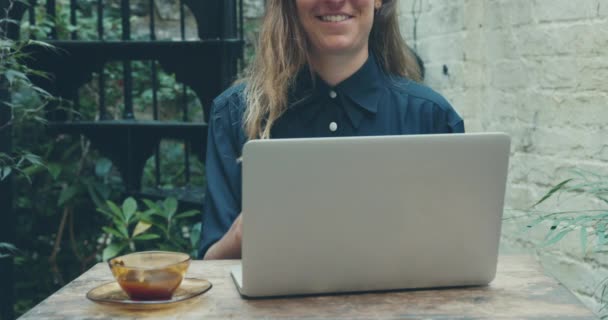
399, 0, 608, 315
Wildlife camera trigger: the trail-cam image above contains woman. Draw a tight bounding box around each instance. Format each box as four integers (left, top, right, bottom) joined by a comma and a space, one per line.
200, 0, 464, 259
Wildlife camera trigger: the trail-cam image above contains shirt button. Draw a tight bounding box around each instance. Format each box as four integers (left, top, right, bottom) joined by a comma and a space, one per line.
329, 122, 338, 132
329, 90, 337, 99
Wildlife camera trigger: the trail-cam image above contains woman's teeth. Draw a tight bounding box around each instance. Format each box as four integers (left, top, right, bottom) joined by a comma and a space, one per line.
320, 15, 350, 22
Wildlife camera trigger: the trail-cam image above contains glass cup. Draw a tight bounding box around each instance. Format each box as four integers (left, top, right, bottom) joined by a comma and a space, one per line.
108, 251, 191, 301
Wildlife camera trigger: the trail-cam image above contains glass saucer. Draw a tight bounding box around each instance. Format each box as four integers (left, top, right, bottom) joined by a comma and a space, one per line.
86, 278, 212, 309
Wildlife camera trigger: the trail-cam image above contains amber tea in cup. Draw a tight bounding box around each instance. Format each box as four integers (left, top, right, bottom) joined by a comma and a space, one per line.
108, 251, 191, 301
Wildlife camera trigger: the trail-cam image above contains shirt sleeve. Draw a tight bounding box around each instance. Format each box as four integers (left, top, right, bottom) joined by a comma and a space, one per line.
433, 101, 465, 134
199, 101, 243, 258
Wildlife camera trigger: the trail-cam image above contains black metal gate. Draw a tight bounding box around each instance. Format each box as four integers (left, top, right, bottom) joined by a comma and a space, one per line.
0, 0, 243, 318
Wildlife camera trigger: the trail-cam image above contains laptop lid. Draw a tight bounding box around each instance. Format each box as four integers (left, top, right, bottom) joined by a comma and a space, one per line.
238, 133, 510, 297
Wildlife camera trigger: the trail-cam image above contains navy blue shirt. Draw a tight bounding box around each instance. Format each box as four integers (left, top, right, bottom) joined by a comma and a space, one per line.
199, 55, 464, 257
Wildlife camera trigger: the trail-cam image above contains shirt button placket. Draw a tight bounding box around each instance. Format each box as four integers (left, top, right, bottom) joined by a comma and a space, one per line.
328, 90, 338, 133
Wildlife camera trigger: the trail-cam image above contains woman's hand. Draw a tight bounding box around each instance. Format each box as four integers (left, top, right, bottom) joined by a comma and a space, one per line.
203, 213, 243, 260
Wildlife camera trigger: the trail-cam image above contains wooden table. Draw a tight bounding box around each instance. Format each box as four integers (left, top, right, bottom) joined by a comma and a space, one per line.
19, 255, 596, 319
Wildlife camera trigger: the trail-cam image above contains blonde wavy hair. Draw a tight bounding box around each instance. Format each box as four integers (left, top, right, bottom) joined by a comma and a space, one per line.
242, 0, 422, 140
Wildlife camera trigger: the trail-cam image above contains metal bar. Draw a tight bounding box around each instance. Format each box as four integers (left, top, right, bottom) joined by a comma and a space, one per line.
182, 85, 190, 183
70, 0, 79, 117
123, 61, 134, 119
121, 0, 130, 40
239, 0, 243, 40
149, 0, 160, 186
70, 0, 77, 39
148, 0, 155, 40
180, 0, 190, 183
121, 0, 133, 119
179, 0, 185, 40
46, 0, 57, 39
219, 0, 225, 39
97, 0, 103, 39
0, 74, 15, 320
239, 0, 244, 64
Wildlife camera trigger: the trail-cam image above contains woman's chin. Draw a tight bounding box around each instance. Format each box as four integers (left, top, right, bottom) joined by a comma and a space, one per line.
314, 42, 364, 56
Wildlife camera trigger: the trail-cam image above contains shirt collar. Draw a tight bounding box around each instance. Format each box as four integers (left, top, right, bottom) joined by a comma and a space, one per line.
287, 54, 385, 128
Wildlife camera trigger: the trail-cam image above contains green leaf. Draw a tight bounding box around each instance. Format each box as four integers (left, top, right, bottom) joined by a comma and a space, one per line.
525, 216, 544, 229
106, 200, 124, 220
133, 234, 161, 241
543, 229, 571, 247
531, 179, 573, 208
58, 185, 79, 206
26, 40, 56, 50
122, 197, 137, 223
95, 158, 112, 177
23, 153, 43, 166
0, 167, 11, 180
132, 221, 152, 237
96, 208, 113, 219
4, 70, 27, 85
163, 197, 178, 219
174, 210, 200, 220
87, 184, 104, 209
102, 243, 127, 261
0, 242, 18, 258
102, 227, 126, 240
117, 223, 129, 239
46, 163, 62, 180
190, 223, 201, 250
142, 199, 162, 214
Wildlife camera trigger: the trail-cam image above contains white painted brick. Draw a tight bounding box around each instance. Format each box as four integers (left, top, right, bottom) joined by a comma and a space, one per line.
417, 3, 465, 37
577, 57, 608, 91
504, 183, 541, 210
514, 24, 604, 57
538, 253, 608, 301
533, 0, 598, 22
530, 126, 607, 160
491, 61, 532, 89
483, 0, 533, 28
528, 91, 608, 129
416, 34, 465, 63
483, 29, 520, 60
462, 33, 484, 62
601, 1, 608, 17
462, 0, 484, 30
423, 62, 465, 90
508, 153, 608, 188
534, 57, 579, 89
397, 0, 608, 313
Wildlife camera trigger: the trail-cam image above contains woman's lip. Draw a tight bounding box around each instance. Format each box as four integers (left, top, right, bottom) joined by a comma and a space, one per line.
316, 14, 354, 18
315, 15, 354, 22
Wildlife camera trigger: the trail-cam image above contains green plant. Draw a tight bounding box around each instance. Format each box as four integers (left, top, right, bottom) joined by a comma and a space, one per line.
97, 196, 201, 261
525, 169, 608, 316
0, 37, 55, 181
4, 0, 211, 316
0, 242, 18, 258
526, 170, 607, 251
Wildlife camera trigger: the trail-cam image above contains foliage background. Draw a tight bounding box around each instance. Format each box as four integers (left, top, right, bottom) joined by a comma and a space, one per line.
1, 0, 250, 316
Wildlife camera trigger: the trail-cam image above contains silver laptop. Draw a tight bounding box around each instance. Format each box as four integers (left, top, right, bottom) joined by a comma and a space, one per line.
231, 133, 510, 298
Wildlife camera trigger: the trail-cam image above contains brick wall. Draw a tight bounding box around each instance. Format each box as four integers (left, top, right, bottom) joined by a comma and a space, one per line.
399, 0, 608, 314
240, 0, 608, 314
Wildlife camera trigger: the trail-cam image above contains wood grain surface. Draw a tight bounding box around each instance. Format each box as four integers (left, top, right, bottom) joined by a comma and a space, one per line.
19, 255, 597, 319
